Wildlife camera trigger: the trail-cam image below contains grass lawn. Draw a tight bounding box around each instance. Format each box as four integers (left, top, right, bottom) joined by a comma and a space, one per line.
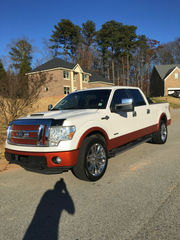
0, 95, 63, 171
151, 96, 180, 108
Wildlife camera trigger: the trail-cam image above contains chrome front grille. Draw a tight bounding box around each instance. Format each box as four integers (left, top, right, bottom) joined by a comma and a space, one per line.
7, 119, 52, 147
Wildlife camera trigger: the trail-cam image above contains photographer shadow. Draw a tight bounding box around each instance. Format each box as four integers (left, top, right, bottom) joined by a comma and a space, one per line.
23, 178, 75, 240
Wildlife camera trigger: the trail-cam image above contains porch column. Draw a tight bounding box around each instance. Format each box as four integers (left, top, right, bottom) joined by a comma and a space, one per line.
71, 71, 74, 92
80, 73, 83, 90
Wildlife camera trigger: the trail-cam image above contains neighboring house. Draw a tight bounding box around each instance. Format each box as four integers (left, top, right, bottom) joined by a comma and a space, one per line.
28, 58, 114, 97
150, 64, 180, 96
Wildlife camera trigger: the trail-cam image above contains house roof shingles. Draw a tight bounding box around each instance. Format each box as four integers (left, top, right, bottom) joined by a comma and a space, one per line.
89, 71, 112, 83
32, 58, 76, 72
31, 57, 113, 84
155, 64, 180, 80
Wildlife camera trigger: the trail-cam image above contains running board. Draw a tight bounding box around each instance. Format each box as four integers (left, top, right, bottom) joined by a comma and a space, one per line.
108, 135, 152, 158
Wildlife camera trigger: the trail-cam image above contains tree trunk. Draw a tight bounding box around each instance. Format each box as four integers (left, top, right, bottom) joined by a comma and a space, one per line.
107, 64, 110, 80
122, 57, 125, 86
64, 41, 67, 63
126, 54, 129, 86
112, 58, 115, 84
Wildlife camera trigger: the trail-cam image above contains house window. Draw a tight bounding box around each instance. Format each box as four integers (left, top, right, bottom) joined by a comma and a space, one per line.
63, 70, 70, 79
64, 86, 70, 95
175, 73, 178, 79
82, 74, 88, 82
45, 87, 48, 92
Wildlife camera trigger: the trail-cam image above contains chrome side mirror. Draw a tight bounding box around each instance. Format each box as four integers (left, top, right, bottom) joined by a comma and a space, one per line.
48, 104, 53, 111
115, 98, 134, 112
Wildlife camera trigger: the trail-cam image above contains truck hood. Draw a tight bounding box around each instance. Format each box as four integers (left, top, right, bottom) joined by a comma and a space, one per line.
23, 109, 99, 120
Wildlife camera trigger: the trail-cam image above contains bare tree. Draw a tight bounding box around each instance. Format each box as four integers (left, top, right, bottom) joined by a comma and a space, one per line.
0, 72, 51, 125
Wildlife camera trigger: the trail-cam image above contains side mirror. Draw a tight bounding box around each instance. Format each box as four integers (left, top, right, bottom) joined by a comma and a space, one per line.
115, 98, 134, 112
48, 104, 53, 111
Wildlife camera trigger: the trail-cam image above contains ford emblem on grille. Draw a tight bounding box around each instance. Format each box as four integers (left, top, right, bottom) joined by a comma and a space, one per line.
17, 131, 25, 137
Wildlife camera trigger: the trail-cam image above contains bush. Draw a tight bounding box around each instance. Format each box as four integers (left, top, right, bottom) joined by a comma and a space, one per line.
0, 72, 51, 125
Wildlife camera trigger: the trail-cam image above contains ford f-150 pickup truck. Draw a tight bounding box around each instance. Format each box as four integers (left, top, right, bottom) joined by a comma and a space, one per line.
5, 87, 171, 181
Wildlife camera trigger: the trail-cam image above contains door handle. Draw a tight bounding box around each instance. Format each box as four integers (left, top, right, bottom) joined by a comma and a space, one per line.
147, 109, 150, 114
101, 115, 109, 120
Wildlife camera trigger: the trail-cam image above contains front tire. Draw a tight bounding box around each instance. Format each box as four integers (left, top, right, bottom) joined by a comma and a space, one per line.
72, 136, 108, 181
152, 120, 168, 144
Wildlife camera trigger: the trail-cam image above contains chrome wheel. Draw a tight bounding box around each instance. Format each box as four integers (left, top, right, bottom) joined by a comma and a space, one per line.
86, 143, 107, 177
161, 123, 167, 142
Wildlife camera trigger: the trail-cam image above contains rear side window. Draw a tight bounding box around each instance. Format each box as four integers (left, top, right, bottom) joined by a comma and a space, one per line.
127, 89, 146, 107
110, 89, 129, 107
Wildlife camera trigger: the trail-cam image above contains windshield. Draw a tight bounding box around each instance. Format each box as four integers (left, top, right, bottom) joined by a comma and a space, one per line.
52, 89, 111, 110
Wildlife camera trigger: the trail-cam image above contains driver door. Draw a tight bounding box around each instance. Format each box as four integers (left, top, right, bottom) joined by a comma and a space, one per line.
107, 89, 138, 149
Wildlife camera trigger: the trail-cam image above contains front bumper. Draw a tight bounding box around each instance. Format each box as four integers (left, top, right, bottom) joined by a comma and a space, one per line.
5, 148, 79, 174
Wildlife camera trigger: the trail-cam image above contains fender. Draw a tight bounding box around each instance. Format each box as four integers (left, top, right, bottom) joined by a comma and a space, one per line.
157, 113, 169, 131
77, 127, 110, 149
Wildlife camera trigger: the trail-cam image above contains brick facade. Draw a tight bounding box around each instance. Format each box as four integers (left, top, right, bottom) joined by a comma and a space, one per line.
29, 60, 114, 97
164, 68, 180, 96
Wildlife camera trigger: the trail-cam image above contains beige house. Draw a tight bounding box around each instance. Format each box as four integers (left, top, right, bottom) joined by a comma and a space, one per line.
28, 58, 114, 97
150, 64, 180, 96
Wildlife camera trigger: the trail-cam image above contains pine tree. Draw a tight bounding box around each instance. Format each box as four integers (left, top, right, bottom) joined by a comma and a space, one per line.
50, 19, 81, 62
0, 59, 6, 80
9, 39, 32, 74
82, 20, 96, 49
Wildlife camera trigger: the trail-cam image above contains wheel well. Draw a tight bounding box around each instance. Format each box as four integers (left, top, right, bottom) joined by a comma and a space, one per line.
160, 114, 167, 124
85, 131, 106, 143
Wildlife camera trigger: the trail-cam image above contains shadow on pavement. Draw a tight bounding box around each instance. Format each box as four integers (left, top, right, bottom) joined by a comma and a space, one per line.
23, 178, 75, 240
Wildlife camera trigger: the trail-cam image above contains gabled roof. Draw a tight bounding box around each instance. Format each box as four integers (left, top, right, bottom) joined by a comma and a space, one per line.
30, 57, 113, 84
31, 58, 76, 72
89, 71, 113, 84
154, 64, 180, 80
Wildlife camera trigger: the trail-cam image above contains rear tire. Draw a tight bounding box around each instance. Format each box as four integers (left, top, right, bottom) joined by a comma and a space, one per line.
72, 136, 108, 181
152, 120, 168, 144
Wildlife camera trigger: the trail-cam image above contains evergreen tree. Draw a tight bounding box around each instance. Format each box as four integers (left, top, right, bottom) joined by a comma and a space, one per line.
120, 25, 137, 85
50, 19, 81, 62
77, 20, 96, 70
0, 60, 6, 80
19, 55, 32, 75
82, 20, 96, 49
97, 20, 123, 83
9, 39, 32, 74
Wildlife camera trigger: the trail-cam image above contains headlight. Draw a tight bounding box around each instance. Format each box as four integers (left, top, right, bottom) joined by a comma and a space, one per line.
7, 124, 12, 141
49, 126, 76, 146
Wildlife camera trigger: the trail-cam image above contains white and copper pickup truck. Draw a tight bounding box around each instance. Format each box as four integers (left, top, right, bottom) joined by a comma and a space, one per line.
5, 87, 171, 181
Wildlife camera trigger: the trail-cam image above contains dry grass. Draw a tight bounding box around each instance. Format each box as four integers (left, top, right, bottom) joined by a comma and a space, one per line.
151, 96, 180, 108
31, 95, 64, 113
0, 95, 64, 171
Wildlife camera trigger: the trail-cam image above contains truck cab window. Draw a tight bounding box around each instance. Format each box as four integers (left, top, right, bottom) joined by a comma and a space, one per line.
127, 89, 146, 107
110, 89, 129, 108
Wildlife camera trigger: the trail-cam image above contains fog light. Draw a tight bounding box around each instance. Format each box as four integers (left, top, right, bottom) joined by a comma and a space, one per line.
52, 156, 62, 164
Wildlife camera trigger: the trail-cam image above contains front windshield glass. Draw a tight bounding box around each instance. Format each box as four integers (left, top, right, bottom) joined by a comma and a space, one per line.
52, 89, 111, 110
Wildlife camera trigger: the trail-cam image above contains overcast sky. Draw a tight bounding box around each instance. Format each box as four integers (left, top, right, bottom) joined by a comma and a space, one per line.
1, 0, 180, 67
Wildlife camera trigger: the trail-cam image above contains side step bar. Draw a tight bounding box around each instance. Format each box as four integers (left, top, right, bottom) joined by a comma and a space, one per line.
108, 135, 152, 158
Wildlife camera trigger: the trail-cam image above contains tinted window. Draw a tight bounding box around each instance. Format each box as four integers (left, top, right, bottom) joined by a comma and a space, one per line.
127, 89, 146, 107
52, 90, 111, 110
110, 89, 129, 107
